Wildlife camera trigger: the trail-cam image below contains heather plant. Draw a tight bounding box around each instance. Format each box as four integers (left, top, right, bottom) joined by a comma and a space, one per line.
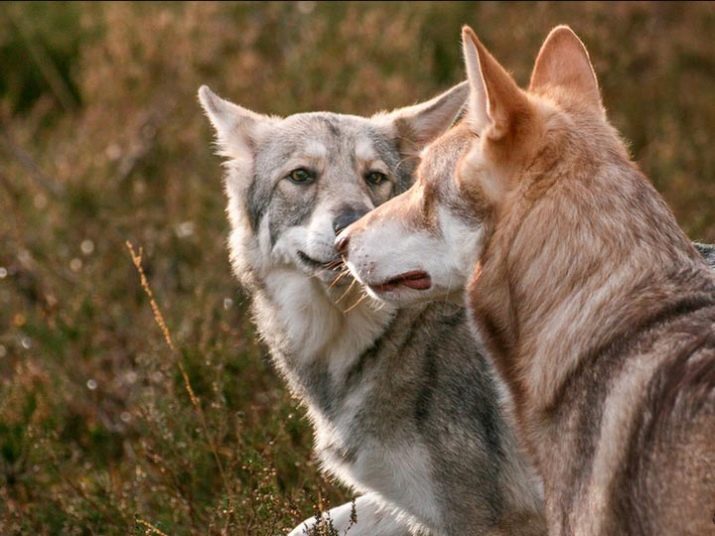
0, 2, 713, 534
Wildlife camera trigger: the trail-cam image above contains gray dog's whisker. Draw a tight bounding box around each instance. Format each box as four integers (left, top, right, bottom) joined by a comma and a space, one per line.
334, 278, 357, 304
342, 291, 368, 314
328, 269, 351, 290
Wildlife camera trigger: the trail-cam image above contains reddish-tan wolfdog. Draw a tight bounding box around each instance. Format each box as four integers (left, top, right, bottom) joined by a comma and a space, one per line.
340, 25, 715, 535
458, 25, 714, 535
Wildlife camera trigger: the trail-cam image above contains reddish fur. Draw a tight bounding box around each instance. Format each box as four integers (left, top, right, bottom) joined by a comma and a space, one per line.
458, 25, 714, 534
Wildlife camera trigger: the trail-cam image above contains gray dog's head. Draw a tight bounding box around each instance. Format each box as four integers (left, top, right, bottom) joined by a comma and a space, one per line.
198, 83, 467, 289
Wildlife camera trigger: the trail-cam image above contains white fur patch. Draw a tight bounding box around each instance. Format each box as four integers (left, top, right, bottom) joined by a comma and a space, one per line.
318, 437, 442, 533
345, 206, 483, 307
355, 137, 378, 162
438, 206, 484, 280
355, 442, 442, 529
303, 140, 328, 160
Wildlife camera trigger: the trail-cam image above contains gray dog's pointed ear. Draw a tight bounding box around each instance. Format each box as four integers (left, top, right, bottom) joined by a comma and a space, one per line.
198, 85, 274, 159
375, 81, 468, 156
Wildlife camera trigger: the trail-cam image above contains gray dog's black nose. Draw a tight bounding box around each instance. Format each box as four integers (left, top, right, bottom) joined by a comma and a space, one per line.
332, 206, 368, 235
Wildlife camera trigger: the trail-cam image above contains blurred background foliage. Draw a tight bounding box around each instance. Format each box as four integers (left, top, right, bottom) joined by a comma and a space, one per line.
0, 2, 713, 534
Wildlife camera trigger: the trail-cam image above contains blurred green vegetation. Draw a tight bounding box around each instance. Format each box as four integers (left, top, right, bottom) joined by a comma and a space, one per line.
0, 2, 713, 534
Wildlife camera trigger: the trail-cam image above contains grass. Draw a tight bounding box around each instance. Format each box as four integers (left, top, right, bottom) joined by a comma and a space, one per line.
1, 2, 714, 534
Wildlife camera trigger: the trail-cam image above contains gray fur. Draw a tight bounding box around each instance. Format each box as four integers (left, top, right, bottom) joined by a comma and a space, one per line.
694, 242, 715, 266
199, 84, 546, 535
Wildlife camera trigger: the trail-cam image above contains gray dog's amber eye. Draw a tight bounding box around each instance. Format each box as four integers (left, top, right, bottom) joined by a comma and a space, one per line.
365, 171, 388, 186
287, 168, 315, 184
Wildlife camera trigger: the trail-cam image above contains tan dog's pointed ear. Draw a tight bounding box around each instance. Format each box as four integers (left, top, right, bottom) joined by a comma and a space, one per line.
529, 26, 603, 114
375, 81, 469, 157
462, 26, 529, 140
198, 85, 276, 160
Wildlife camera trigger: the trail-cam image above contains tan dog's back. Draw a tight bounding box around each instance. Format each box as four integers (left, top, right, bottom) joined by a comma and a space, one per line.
624, 338, 714, 534
456, 26, 715, 534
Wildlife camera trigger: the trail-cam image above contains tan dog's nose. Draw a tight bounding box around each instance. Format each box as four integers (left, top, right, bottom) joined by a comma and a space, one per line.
335, 233, 349, 256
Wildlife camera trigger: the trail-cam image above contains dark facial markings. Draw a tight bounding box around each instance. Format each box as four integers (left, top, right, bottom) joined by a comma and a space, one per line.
320, 116, 341, 138
246, 174, 271, 231
367, 131, 415, 194
246, 138, 298, 232
268, 185, 316, 247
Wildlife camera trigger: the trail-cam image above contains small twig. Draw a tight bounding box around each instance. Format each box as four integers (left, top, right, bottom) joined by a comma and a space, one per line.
126, 242, 177, 353
135, 516, 170, 536
126, 242, 234, 516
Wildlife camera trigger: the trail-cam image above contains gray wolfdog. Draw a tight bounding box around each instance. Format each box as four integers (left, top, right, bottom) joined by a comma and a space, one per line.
198, 83, 546, 535
339, 25, 715, 536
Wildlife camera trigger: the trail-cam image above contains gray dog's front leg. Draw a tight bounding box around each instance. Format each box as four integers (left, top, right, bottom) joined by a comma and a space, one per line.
286, 493, 418, 536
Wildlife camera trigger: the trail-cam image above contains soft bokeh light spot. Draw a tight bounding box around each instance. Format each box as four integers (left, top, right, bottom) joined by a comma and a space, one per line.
34, 193, 48, 209
175, 221, 195, 238
81, 239, 95, 255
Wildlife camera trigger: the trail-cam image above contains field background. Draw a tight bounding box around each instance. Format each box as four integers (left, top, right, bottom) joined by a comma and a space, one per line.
1, 2, 714, 535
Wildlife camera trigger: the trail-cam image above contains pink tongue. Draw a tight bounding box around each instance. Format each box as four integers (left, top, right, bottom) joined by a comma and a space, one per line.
399, 273, 431, 290
402, 278, 431, 290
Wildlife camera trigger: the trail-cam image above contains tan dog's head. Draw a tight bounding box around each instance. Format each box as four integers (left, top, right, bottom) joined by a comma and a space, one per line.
339, 25, 627, 308
336, 120, 487, 306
